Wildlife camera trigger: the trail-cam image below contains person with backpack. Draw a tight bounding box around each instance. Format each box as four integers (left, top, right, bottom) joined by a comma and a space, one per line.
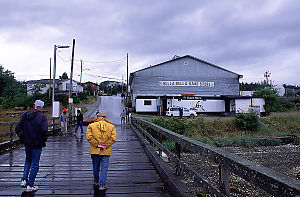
15, 100, 48, 193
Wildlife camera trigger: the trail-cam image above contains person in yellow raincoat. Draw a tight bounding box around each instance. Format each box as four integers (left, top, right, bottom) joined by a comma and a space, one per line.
86, 111, 117, 191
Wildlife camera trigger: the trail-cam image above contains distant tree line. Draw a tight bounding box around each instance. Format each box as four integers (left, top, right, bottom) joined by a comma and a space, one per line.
99, 81, 126, 96
239, 82, 268, 91
0, 66, 90, 109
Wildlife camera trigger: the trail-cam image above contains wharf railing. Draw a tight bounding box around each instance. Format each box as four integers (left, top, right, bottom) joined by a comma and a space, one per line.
131, 116, 300, 197
0, 117, 62, 152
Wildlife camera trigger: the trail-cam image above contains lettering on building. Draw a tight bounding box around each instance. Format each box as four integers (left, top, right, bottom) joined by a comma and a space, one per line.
159, 81, 215, 87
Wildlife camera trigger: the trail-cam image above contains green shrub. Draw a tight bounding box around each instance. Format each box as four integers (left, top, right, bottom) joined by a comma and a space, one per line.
162, 140, 175, 152
77, 92, 88, 101
213, 138, 233, 147
193, 136, 214, 146
145, 125, 160, 140
293, 138, 300, 145
253, 88, 296, 112
14, 95, 33, 108
152, 117, 196, 136
232, 136, 257, 147
259, 138, 281, 146
71, 96, 80, 104
1, 97, 14, 109
55, 94, 68, 106
235, 112, 260, 132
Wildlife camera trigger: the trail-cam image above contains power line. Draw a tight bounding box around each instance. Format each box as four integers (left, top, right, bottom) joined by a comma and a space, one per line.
57, 54, 70, 62
86, 73, 122, 81
74, 56, 126, 64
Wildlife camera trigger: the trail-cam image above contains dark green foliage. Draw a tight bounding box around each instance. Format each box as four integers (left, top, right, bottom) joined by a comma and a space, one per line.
253, 88, 296, 112
0, 65, 92, 109
55, 94, 68, 106
71, 96, 80, 104
0, 65, 28, 108
77, 92, 88, 101
60, 72, 68, 79
214, 137, 234, 147
99, 81, 126, 95
293, 138, 300, 145
152, 117, 196, 135
71, 92, 88, 105
194, 136, 283, 147
236, 112, 260, 131
239, 82, 267, 91
162, 140, 175, 152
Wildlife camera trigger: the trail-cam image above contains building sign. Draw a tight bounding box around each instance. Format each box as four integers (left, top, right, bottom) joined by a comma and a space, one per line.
159, 81, 215, 87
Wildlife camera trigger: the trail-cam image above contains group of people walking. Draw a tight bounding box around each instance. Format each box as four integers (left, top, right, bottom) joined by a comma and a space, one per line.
120, 107, 130, 124
59, 109, 83, 136
15, 100, 117, 193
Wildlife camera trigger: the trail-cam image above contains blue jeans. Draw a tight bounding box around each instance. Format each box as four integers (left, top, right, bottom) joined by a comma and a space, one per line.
22, 146, 42, 187
91, 155, 110, 186
74, 122, 83, 134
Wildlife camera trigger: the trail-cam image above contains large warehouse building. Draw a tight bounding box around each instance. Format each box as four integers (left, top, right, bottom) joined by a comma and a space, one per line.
129, 55, 264, 115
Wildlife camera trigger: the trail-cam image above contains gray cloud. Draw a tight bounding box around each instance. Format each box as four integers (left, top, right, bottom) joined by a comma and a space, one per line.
0, 0, 299, 85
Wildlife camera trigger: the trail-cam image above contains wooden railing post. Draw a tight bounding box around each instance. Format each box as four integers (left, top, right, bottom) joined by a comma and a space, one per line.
9, 124, 14, 144
175, 142, 182, 176
219, 165, 230, 196
52, 118, 55, 130
175, 143, 181, 158
158, 133, 163, 157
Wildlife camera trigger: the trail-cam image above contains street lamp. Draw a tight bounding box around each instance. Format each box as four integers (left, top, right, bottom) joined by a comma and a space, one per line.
52, 45, 70, 116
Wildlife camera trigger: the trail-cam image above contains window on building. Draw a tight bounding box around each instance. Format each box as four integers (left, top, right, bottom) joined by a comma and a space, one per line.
171, 108, 179, 111
66, 83, 70, 90
144, 100, 152, 105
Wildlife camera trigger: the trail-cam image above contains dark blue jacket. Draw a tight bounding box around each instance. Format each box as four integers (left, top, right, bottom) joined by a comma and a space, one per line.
15, 110, 48, 148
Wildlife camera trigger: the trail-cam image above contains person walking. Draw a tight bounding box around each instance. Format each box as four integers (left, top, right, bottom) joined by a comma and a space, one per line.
125, 107, 129, 123
60, 110, 69, 134
86, 111, 117, 191
96, 110, 100, 117
74, 110, 84, 136
15, 100, 48, 192
120, 109, 126, 124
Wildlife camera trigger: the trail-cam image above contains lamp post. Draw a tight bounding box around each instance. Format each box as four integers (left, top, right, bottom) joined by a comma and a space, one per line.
52, 45, 70, 116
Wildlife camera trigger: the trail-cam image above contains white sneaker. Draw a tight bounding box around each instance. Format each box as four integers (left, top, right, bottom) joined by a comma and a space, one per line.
20, 180, 27, 188
25, 186, 38, 192
99, 186, 107, 191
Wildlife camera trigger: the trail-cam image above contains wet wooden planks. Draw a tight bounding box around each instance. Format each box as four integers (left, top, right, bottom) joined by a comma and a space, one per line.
0, 126, 172, 197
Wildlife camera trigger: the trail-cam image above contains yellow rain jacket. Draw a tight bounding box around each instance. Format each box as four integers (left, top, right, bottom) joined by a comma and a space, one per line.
86, 117, 117, 156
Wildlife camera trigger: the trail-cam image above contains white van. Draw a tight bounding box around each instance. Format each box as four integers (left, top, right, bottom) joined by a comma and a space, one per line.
166, 107, 197, 118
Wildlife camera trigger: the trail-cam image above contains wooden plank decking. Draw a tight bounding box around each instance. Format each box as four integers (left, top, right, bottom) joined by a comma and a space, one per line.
0, 125, 172, 196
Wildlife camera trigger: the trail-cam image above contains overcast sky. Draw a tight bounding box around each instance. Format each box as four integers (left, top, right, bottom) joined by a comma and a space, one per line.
0, 0, 299, 85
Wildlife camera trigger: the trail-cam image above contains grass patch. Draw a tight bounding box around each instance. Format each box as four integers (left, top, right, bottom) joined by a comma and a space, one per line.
151, 112, 300, 147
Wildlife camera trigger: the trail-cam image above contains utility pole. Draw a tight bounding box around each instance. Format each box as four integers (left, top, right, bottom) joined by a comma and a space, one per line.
52, 46, 57, 103
122, 75, 124, 94
52, 44, 69, 118
264, 71, 271, 86
69, 39, 76, 121
126, 53, 129, 105
49, 58, 51, 99
80, 60, 83, 83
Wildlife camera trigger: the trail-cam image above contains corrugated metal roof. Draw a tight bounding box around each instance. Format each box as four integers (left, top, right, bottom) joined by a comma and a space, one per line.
130, 55, 242, 77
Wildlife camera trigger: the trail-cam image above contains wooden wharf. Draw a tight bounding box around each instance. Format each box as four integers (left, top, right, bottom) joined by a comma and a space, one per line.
0, 125, 172, 197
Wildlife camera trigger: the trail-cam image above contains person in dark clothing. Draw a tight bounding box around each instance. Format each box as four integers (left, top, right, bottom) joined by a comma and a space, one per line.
15, 100, 48, 193
179, 107, 183, 120
74, 110, 84, 136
